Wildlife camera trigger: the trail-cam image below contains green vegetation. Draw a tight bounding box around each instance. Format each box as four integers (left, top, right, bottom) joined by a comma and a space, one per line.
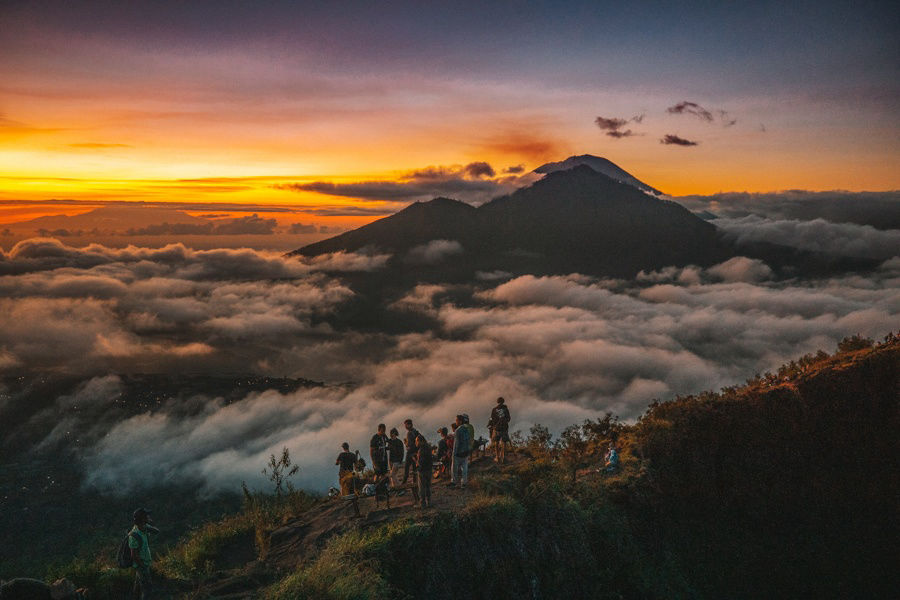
40, 488, 318, 598
155, 486, 317, 580
267, 491, 661, 600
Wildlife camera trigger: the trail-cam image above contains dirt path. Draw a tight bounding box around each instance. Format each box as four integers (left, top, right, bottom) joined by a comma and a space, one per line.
266, 453, 516, 570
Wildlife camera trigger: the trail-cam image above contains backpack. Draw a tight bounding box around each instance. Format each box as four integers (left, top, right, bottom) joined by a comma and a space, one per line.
116, 530, 138, 568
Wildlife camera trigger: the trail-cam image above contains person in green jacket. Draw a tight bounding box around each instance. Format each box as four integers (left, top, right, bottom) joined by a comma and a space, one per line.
128, 508, 157, 599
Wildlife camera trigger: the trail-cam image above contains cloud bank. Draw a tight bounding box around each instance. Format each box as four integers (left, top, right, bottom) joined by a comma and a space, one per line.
3, 238, 896, 493
672, 190, 900, 260
674, 190, 900, 230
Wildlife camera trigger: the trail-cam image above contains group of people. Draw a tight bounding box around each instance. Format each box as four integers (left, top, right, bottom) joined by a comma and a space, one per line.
335, 397, 513, 509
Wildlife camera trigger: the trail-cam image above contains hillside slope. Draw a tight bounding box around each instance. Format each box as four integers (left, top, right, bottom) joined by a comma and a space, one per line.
294, 166, 734, 278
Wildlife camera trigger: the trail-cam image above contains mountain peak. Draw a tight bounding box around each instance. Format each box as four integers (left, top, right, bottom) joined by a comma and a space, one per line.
534, 155, 662, 196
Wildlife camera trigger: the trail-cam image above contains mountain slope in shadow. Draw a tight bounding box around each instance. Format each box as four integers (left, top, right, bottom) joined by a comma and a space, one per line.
293, 160, 877, 280
294, 165, 732, 278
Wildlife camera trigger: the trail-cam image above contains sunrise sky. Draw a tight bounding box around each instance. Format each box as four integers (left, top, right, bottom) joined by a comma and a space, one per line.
1, 1, 898, 228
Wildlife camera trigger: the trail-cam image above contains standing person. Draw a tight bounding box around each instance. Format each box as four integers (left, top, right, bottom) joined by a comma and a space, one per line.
335, 442, 356, 495
415, 434, 433, 508
488, 397, 512, 464
129, 508, 157, 600
436, 427, 451, 479
388, 427, 405, 490
449, 421, 458, 453
369, 424, 390, 477
401, 419, 420, 485
449, 415, 471, 488
604, 441, 620, 473
462, 414, 476, 459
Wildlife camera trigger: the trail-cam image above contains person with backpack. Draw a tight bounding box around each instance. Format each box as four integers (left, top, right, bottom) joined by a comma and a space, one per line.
488, 397, 512, 464
415, 434, 433, 508
400, 419, 420, 486
448, 414, 471, 488
127, 508, 157, 599
387, 427, 405, 490
369, 423, 390, 477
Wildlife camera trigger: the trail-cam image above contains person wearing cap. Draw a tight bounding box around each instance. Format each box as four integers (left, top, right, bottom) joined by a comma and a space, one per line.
488, 397, 511, 464
129, 508, 157, 599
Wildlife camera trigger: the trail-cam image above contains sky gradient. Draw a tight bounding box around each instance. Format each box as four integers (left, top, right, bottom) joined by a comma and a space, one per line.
1, 0, 898, 221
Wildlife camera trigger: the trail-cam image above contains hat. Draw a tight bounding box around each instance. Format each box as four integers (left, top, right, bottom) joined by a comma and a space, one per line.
462, 413, 470, 423
133, 507, 153, 522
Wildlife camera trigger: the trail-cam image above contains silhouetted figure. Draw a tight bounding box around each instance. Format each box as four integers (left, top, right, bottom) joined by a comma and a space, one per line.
335, 442, 356, 495
415, 434, 433, 508
436, 427, 451, 479
449, 414, 471, 488
369, 423, 389, 476
401, 419, 420, 485
388, 427, 404, 490
488, 396, 511, 464
129, 507, 158, 600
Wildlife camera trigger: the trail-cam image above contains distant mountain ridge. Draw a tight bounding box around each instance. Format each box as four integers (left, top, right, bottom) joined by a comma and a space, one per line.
293, 157, 875, 279
293, 161, 729, 278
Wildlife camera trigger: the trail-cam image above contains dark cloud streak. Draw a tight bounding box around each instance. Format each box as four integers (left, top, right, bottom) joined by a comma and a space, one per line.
661, 134, 699, 146
667, 101, 736, 127
125, 214, 277, 236
594, 115, 643, 138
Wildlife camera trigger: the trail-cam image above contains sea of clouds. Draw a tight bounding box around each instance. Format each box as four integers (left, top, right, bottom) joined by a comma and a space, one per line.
1, 237, 898, 493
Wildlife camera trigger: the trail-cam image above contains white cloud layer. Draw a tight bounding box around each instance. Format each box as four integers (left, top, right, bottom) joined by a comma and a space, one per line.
715, 215, 900, 260
3, 238, 897, 494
